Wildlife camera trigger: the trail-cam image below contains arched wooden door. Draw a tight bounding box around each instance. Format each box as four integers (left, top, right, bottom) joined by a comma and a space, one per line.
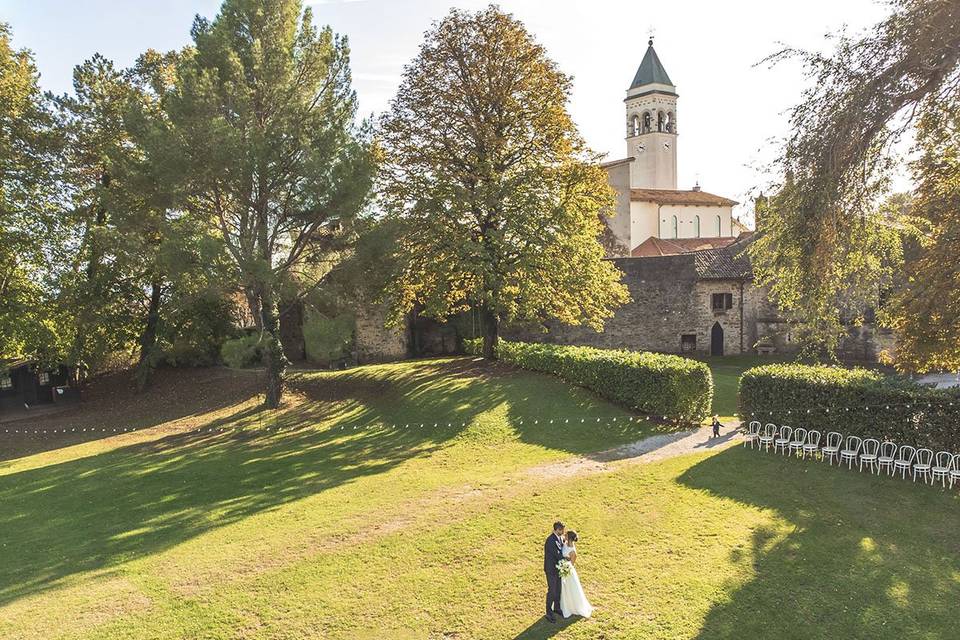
711, 322, 724, 356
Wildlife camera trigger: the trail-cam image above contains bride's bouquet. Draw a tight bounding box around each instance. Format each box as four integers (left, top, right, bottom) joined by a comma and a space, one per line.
556, 559, 573, 579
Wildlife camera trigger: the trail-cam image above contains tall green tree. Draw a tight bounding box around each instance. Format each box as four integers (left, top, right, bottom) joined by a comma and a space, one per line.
163, 0, 374, 406
380, 6, 629, 359
0, 23, 64, 362
121, 49, 235, 389
751, 0, 960, 357
54, 55, 148, 376
52, 52, 232, 386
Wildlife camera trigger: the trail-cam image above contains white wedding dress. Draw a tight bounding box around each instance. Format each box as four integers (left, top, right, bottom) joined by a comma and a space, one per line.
560, 544, 593, 618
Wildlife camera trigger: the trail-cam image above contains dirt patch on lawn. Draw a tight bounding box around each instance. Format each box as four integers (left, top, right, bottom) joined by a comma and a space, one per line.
0, 367, 262, 461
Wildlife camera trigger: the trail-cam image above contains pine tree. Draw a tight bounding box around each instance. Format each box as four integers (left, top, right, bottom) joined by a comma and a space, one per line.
0, 23, 64, 362
162, 0, 374, 406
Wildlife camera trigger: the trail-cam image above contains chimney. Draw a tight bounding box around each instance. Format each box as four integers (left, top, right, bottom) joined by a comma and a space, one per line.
692, 180, 701, 192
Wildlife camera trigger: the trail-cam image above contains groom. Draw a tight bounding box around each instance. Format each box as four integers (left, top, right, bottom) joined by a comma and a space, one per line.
543, 520, 565, 623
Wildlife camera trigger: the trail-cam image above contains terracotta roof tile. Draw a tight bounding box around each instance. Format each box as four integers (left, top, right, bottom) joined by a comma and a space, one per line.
630, 236, 737, 258
630, 189, 738, 207
693, 234, 756, 280
600, 157, 634, 169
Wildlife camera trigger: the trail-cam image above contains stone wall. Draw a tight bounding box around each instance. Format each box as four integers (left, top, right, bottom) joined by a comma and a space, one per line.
838, 324, 897, 363
504, 256, 751, 356
693, 280, 746, 355
744, 283, 795, 353
355, 302, 408, 364
351, 256, 893, 363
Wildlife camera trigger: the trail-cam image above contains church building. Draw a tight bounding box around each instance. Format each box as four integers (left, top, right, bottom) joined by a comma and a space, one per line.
601, 39, 748, 258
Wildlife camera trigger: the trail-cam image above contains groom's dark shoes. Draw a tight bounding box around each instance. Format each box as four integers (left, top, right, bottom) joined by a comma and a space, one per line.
545, 614, 555, 623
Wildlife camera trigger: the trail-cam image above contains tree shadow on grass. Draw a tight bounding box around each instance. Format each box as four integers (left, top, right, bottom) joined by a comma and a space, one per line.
677, 447, 960, 639
0, 368, 263, 462
0, 359, 509, 607
0, 357, 638, 609
499, 375, 680, 456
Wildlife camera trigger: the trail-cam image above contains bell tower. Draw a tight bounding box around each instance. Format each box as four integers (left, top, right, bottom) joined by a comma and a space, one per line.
625, 38, 678, 190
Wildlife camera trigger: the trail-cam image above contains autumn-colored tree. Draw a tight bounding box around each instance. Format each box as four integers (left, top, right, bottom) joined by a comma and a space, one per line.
380, 6, 629, 359
751, 0, 960, 357
887, 104, 960, 371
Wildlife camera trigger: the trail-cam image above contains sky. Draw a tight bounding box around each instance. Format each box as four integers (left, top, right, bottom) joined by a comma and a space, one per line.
2, 0, 893, 221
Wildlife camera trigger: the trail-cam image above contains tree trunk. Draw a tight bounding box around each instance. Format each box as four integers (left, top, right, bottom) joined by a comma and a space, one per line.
259, 281, 286, 408
134, 279, 163, 391
70, 192, 109, 380
481, 306, 499, 360
244, 286, 262, 329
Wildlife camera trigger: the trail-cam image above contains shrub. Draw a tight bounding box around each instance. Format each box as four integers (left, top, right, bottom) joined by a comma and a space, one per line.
739, 364, 960, 451
304, 311, 354, 365
465, 338, 713, 424
220, 334, 264, 369
159, 293, 239, 368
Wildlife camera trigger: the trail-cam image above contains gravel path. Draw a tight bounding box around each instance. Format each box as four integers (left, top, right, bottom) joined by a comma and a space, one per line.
528, 423, 742, 480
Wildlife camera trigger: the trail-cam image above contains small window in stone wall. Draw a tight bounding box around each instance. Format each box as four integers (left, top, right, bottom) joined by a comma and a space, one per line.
711, 293, 733, 311
38, 372, 50, 385
680, 334, 697, 353
0, 375, 12, 390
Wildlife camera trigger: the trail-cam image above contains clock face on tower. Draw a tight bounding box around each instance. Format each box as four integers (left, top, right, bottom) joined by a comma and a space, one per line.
663, 142, 671, 149
635, 143, 646, 154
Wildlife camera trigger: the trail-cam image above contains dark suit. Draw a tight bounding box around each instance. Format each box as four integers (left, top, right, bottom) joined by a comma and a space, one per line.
544, 533, 564, 616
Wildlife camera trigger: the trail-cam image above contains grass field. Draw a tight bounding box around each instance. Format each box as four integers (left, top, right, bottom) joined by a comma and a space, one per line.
1, 357, 958, 639
699, 354, 799, 421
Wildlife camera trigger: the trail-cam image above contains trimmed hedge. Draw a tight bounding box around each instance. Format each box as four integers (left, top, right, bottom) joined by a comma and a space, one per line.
465, 339, 713, 424
739, 364, 960, 452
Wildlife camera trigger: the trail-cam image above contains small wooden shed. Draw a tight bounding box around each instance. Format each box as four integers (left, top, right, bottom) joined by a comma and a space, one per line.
0, 359, 73, 412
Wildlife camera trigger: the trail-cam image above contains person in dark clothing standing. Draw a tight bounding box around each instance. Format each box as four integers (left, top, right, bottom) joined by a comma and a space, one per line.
544, 520, 565, 622
711, 415, 723, 438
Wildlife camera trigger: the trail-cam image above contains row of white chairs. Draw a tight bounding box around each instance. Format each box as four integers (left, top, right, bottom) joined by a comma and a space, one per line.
742, 421, 960, 488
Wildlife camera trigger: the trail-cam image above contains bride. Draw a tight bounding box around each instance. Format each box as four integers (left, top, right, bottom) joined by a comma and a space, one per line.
560, 530, 593, 618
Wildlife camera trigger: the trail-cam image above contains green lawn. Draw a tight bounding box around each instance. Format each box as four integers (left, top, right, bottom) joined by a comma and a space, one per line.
700, 355, 792, 420
1, 357, 957, 639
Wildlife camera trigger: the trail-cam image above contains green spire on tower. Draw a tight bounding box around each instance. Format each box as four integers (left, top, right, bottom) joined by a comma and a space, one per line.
630, 38, 673, 89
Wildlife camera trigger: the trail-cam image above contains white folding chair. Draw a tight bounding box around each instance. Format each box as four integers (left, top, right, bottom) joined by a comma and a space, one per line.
859, 438, 880, 473
913, 448, 933, 483
893, 445, 916, 479
758, 423, 777, 452
742, 421, 761, 449
876, 441, 897, 475
801, 430, 821, 460
788, 427, 807, 458
773, 425, 793, 455
821, 432, 843, 465
840, 435, 862, 470
949, 454, 960, 490
931, 451, 953, 488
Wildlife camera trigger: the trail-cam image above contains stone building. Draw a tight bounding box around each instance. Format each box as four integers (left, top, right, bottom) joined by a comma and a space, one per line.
504, 232, 791, 356
352, 39, 891, 363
